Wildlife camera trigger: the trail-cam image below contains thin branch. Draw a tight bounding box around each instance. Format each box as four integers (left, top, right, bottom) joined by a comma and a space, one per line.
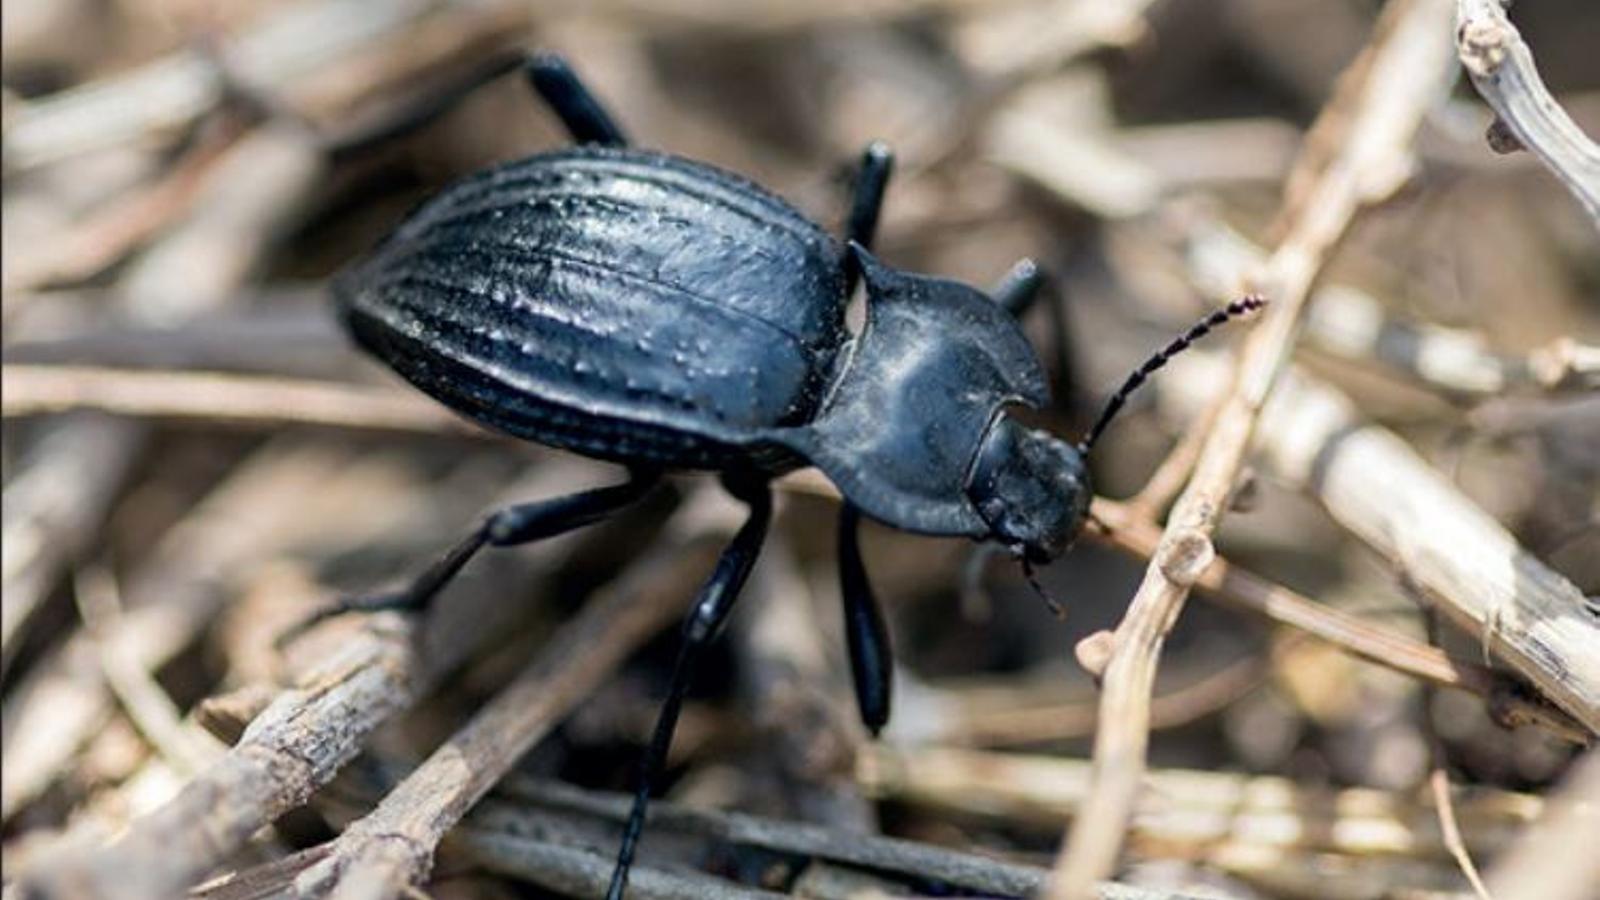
862, 744, 1543, 861
1156, 351, 1600, 734
1122, 392, 1222, 520
1483, 747, 1600, 900
288, 523, 730, 899
3, 122, 330, 758
2, 364, 483, 436
923, 648, 1272, 746
207, 777, 1185, 900
1430, 761, 1493, 899
71, 565, 222, 778
1185, 212, 1600, 396
1268, 368, 1600, 726
2, 441, 380, 825
0, 414, 141, 676
1456, 0, 1600, 226
483, 777, 1176, 900
1089, 499, 1588, 742
0, 123, 242, 294
14, 461, 633, 900
452, 830, 786, 900
768, 472, 1590, 739
1, 0, 436, 170
1422, 609, 1492, 900
1046, 0, 1459, 894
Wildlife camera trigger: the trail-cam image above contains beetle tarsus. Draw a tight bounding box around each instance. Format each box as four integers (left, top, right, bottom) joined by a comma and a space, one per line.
607, 482, 773, 900
272, 590, 408, 649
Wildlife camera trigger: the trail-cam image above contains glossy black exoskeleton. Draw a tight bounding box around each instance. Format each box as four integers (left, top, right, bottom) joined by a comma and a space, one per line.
314, 52, 1264, 899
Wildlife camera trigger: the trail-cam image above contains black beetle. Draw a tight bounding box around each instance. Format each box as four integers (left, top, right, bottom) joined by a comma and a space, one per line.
311, 52, 1263, 899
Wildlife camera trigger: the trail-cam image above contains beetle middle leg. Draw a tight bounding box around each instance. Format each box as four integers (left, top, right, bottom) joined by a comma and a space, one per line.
608, 476, 772, 900
279, 468, 658, 644
833, 142, 901, 735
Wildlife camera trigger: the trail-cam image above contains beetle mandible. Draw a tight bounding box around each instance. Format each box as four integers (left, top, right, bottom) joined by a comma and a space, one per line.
307, 52, 1264, 899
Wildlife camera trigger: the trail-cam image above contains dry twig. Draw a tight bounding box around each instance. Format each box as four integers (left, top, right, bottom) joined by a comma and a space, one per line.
1157, 352, 1600, 734
0, 414, 141, 676
862, 745, 1542, 861
289, 517, 728, 898
1, 123, 328, 704
922, 650, 1272, 747
1483, 747, 1600, 900
15, 461, 628, 900
0, 442, 393, 824
1258, 366, 1600, 728
768, 471, 1587, 738
482, 777, 1176, 900
2, 0, 434, 170
207, 777, 1186, 900
1089, 499, 1587, 742
1455, 0, 1600, 226
1184, 213, 1600, 397
1046, 0, 1459, 894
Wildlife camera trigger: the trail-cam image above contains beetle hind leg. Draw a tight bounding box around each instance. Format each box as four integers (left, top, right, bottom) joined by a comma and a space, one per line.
525, 52, 629, 147
277, 468, 658, 646
607, 479, 772, 900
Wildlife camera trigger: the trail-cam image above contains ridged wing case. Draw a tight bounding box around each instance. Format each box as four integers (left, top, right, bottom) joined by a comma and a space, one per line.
336, 146, 848, 469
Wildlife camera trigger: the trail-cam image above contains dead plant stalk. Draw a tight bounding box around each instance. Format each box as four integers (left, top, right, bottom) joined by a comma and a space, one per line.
1044, 0, 1458, 895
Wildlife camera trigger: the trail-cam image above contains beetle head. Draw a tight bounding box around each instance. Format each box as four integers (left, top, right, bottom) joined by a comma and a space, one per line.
966, 413, 1091, 564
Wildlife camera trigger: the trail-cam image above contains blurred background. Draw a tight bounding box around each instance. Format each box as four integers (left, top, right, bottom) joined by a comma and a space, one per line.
3, 1, 1598, 898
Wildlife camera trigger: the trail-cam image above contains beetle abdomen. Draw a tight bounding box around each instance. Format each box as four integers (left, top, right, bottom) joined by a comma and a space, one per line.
336, 146, 849, 468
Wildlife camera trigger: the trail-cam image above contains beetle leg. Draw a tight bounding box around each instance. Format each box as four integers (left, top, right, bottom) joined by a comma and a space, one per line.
321, 51, 527, 158
990, 257, 1044, 316
839, 503, 893, 735
525, 52, 629, 147
319, 50, 629, 158
990, 258, 1076, 405
841, 142, 895, 295
277, 468, 658, 646
608, 480, 772, 900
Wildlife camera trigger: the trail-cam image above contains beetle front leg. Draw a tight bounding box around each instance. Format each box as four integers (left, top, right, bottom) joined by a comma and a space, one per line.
278, 468, 658, 645
525, 52, 629, 147
607, 479, 772, 900
839, 503, 893, 735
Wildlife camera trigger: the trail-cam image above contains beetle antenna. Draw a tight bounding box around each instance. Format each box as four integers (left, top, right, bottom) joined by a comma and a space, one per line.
1020, 556, 1067, 619
1078, 295, 1267, 453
